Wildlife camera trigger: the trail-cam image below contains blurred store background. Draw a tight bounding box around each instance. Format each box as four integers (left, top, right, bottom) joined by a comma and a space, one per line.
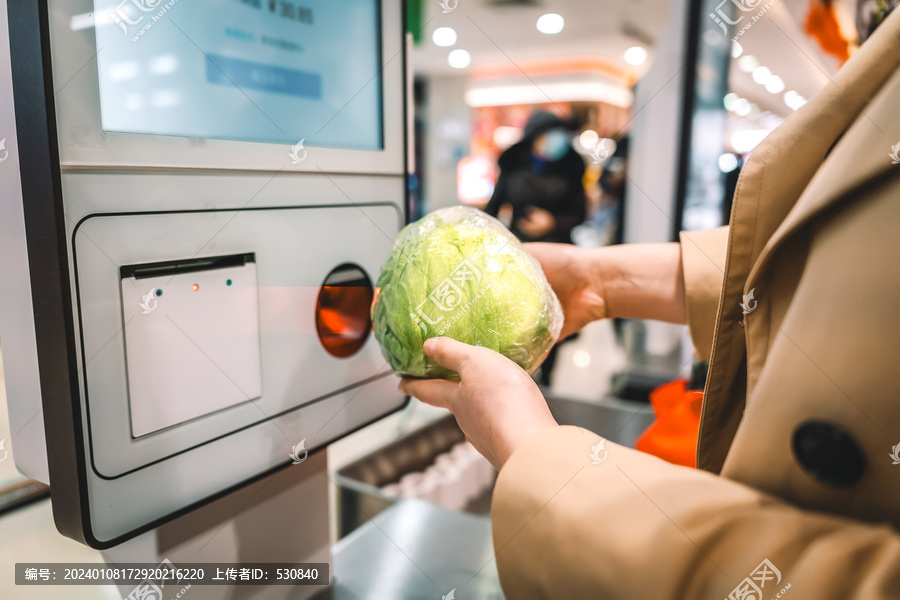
404, 0, 854, 402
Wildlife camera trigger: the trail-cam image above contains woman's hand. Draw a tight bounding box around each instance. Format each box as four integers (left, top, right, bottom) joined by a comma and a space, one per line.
526, 242, 608, 338
399, 337, 559, 470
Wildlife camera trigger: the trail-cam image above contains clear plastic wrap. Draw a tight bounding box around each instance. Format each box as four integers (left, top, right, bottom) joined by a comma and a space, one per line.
372, 206, 564, 379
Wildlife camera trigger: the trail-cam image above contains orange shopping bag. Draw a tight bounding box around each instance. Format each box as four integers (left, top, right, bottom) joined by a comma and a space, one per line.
635, 379, 703, 468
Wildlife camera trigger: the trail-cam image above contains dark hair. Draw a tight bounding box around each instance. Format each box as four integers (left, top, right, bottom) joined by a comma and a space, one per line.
522, 111, 579, 141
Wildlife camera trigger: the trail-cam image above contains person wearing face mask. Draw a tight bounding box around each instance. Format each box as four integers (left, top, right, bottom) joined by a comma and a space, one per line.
485, 111, 587, 244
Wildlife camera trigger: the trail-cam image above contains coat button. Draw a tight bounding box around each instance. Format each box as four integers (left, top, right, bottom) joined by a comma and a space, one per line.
792, 421, 866, 488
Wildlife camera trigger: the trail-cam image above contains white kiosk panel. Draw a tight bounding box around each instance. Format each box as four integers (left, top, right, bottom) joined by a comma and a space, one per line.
5, 0, 409, 548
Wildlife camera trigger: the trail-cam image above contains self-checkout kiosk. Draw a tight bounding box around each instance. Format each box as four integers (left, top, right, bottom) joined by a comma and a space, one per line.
2, 0, 408, 595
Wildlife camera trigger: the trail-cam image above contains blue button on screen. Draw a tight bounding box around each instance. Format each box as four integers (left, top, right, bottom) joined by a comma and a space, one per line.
205, 53, 322, 99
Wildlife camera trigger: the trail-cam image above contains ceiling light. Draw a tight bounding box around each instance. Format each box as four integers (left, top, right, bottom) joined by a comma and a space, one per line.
752, 66, 772, 85
623, 46, 648, 66
760, 112, 784, 130
731, 129, 769, 153
738, 54, 759, 73
536, 13, 564, 34
573, 350, 591, 368
579, 129, 600, 150
448, 49, 471, 69
784, 90, 807, 111
723, 92, 739, 111
765, 75, 785, 93
719, 153, 739, 173
432, 27, 457, 47
493, 126, 522, 148
747, 103, 760, 120
731, 41, 743, 58
464, 82, 633, 108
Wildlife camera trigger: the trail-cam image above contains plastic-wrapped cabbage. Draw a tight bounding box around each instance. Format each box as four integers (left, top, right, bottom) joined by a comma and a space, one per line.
372, 206, 563, 379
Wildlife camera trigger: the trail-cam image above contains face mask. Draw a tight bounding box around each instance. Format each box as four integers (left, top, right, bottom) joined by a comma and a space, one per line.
538, 130, 571, 161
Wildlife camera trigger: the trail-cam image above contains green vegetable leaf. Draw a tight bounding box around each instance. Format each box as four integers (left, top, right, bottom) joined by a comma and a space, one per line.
372, 206, 563, 379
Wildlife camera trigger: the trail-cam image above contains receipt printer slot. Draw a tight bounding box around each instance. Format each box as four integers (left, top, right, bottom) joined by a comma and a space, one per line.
120, 253, 263, 438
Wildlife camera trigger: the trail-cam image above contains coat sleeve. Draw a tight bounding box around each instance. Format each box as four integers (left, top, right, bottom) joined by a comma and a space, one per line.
491, 425, 900, 599
679, 226, 729, 361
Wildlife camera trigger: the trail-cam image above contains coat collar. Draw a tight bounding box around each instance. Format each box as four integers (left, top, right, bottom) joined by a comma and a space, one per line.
697, 9, 900, 473
746, 66, 900, 291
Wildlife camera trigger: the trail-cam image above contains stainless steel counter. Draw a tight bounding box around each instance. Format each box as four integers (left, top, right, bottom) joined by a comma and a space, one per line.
333, 499, 504, 599
330, 395, 655, 598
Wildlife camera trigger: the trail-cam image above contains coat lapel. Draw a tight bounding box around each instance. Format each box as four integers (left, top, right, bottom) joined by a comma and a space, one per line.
746, 66, 900, 291
697, 8, 900, 473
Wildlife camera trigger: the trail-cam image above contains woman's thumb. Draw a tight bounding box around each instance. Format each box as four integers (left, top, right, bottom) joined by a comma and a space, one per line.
423, 337, 473, 374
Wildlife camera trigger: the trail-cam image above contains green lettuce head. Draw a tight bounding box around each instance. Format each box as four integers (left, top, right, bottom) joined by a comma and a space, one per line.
372, 206, 563, 379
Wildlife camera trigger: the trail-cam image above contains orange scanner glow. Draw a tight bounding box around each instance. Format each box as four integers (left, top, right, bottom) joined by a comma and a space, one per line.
315, 265, 374, 359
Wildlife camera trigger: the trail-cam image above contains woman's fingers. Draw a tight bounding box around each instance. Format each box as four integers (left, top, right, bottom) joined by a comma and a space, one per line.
398, 377, 458, 409
422, 337, 479, 376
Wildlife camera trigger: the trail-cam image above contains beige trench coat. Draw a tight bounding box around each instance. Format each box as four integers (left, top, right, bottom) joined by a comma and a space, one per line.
491, 9, 900, 600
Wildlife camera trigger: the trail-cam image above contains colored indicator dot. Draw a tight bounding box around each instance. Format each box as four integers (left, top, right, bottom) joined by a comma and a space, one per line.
155, 289, 163, 297
192, 284, 199, 292
226, 279, 232, 286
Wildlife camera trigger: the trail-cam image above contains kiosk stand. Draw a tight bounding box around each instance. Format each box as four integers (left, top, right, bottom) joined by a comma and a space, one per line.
3, 0, 408, 595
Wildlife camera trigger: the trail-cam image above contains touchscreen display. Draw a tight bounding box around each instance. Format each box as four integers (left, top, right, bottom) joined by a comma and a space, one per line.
92, 0, 383, 149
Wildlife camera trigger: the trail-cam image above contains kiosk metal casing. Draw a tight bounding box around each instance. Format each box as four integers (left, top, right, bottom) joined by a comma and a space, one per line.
5, 0, 408, 548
